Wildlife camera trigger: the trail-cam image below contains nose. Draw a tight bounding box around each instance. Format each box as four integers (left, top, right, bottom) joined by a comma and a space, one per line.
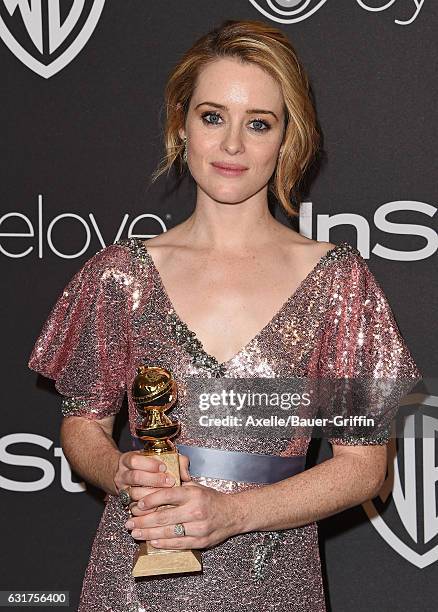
220, 125, 245, 155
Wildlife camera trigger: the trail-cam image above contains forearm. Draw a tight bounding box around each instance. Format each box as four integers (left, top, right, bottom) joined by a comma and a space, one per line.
60, 416, 122, 496
230, 453, 384, 534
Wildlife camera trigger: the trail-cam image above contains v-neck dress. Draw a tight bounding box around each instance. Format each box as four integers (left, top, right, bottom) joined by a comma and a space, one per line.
28, 237, 422, 612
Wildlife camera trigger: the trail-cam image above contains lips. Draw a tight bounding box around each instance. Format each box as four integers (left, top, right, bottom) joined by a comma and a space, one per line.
211, 162, 248, 171
211, 162, 248, 177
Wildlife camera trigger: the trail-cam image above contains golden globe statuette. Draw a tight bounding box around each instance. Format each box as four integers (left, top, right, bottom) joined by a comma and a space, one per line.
131, 364, 202, 577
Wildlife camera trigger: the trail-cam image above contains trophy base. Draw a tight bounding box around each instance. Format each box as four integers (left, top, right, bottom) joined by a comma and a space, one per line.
132, 541, 202, 577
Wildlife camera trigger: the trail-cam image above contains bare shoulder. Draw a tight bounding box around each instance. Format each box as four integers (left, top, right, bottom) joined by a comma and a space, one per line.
279, 231, 337, 266
309, 239, 338, 258
140, 226, 186, 264
141, 226, 180, 249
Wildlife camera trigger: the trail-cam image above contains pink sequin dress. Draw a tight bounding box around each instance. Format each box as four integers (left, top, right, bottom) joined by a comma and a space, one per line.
28, 237, 422, 612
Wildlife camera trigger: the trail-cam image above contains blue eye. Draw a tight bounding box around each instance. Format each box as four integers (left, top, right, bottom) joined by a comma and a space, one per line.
249, 119, 270, 132
201, 112, 271, 132
201, 112, 223, 125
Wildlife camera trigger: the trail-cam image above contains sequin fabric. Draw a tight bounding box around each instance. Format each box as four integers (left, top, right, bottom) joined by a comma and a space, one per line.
28, 237, 422, 612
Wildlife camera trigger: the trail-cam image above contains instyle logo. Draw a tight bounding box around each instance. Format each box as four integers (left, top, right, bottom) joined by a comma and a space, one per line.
0, 0, 106, 78
299, 200, 437, 262
249, 0, 425, 26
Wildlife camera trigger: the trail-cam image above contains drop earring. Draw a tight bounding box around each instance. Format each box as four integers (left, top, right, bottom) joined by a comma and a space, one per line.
183, 136, 188, 163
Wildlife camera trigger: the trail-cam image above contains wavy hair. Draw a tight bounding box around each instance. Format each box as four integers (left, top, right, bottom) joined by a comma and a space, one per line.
151, 19, 320, 217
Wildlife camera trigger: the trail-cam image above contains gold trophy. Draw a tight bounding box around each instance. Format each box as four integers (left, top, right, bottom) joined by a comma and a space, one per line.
131, 364, 202, 577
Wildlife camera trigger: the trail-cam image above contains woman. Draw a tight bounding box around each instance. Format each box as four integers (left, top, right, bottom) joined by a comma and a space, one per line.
28, 20, 421, 612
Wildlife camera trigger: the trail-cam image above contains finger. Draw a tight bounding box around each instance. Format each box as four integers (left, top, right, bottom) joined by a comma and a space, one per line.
129, 494, 163, 517
130, 504, 160, 517
129, 521, 202, 543
138, 486, 190, 511
125, 468, 175, 489
128, 487, 162, 516
128, 486, 161, 502
125, 506, 194, 531
149, 536, 203, 550
123, 452, 168, 474
178, 454, 191, 482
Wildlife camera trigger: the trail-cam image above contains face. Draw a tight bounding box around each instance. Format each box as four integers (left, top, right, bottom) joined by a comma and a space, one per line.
178, 58, 286, 205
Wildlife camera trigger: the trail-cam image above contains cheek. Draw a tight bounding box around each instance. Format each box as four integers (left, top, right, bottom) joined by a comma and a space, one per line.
252, 144, 281, 172
190, 130, 217, 154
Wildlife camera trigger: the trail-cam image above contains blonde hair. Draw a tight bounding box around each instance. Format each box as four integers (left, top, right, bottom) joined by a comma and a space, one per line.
151, 19, 320, 218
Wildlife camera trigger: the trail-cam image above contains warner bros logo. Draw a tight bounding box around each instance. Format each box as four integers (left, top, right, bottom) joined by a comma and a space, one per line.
362, 394, 438, 569
0, 0, 106, 78
248, 0, 329, 24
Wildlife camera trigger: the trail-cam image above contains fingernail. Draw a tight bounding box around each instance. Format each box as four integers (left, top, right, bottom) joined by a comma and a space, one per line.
125, 520, 134, 529
166, 475, 174, 485
138, 500, 144, 509
132, 530, 141, 538
159, 463, 167, 472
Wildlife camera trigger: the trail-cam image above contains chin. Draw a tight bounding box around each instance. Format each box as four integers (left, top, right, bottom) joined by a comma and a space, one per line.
207, 190, 259, 205
199, 180, 263, 205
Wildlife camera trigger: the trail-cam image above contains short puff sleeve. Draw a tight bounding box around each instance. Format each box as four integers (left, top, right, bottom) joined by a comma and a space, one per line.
316, 247, 422, 445
28, 245, 129, 419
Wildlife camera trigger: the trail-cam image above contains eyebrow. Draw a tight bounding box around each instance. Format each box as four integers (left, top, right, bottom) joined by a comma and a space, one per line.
194, 101, 279, 121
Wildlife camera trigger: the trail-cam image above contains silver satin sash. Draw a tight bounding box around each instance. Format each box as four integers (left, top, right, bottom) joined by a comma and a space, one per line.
131, 436, 306, 484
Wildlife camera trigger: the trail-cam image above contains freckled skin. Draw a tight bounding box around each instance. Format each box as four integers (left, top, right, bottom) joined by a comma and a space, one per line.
27, 54, 422, 612
178, 58, 286, 207
28, 235, 421, 609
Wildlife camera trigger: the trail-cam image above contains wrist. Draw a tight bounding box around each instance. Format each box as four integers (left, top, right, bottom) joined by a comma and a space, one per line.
110, 450, 123, 496
228, 490, 257, 535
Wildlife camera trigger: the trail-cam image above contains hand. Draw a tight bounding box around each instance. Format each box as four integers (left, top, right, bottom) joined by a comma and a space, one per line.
113, 451, 192, 508
124, 480, 240, 550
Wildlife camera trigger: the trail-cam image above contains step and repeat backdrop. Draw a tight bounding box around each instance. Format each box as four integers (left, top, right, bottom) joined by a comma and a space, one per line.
1, 1, 436, 611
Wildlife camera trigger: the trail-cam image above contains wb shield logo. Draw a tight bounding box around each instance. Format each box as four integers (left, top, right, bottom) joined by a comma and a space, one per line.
248, 0, 329, 23
0, 0, 105, 78
363, 398, 438, 569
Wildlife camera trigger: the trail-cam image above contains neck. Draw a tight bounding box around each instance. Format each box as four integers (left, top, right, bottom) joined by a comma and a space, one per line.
178, 188, 284, 252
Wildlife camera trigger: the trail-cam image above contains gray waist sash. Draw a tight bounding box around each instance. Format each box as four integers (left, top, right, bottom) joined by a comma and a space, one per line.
131, 436, 306, 484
